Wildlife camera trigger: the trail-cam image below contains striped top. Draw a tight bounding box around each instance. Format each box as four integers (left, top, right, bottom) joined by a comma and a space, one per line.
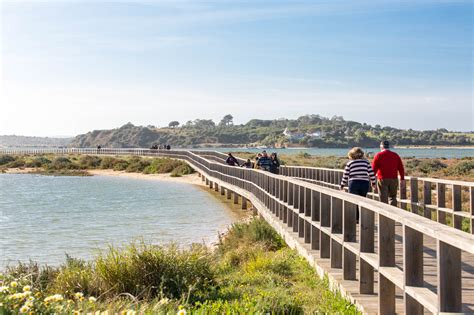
341, 159, 376, 186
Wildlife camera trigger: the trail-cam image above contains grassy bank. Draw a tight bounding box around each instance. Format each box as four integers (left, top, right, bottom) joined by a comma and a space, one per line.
0, 218, 358, 314
0, 155, 194, 177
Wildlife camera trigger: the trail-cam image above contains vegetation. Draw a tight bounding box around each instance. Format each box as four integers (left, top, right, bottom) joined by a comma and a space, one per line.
0, 155, 194, 177
0, 219, 358, 314
70, 114, 473, 148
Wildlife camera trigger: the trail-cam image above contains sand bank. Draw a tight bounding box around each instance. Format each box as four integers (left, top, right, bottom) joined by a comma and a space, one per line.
87, 169, 202, 185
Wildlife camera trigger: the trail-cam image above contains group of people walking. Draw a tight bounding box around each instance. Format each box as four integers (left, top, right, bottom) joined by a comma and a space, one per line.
225, 140, 404, 207
340, 140, 404, 206
226, 150, 281, 174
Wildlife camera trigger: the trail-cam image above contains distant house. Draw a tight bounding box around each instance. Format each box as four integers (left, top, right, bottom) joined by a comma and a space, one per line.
283, 128, 324, 141
283, 128, 305, 140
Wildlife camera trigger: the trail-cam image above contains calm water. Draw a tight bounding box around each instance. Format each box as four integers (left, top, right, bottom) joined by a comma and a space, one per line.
0, 174, 241, 269
210, 147, 474, 159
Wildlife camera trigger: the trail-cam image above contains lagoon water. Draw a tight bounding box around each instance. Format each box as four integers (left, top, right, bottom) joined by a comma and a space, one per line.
0, 174, 241, 269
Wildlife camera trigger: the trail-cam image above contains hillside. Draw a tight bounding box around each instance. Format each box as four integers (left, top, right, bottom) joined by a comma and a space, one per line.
69, 115, 473, 149
0, 135, 73, 148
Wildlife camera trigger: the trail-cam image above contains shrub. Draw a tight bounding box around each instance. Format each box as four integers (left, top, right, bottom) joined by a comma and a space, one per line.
95, 242, 215, 302
221, 218, 285, 253
125, 157, 151, 173
50, 256, 101, 298
78, 156, 102, 169
0, 155, 16, 165
48, 157, 77, 170
447, 160, 474, 176
25, 156, 51, 168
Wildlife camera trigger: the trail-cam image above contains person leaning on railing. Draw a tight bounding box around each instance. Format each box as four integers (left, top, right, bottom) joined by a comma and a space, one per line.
340, 147, 376, 197
372, 140, 405, 206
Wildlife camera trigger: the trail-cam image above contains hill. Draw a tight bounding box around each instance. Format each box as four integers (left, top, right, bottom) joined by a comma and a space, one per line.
69, 115, 473, 149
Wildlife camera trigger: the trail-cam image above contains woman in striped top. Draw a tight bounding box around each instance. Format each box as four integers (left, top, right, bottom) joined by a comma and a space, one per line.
340, 147, 376, 197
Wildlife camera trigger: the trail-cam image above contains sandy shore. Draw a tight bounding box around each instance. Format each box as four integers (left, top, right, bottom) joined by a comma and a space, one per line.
87, 169, 202, 185
2, 168, 202, 185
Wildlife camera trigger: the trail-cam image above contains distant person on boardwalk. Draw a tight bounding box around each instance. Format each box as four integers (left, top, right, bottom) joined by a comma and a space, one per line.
254, 153, 262, 169
270, 152, 280, 174
226, 153, 240, 166
257, 151, 272, 171
97, 145, 101, 154
242, 159, 253, 168
340, 147, 376, 197
372, 140, 405, 206
166, 144, 171, 150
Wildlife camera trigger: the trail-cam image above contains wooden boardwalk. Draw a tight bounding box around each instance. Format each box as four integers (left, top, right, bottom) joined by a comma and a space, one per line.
1, 147, 473, 314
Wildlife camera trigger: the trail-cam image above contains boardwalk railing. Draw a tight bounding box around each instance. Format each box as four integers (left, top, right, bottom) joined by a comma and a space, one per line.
190, 150, 474, 235
1, 148, 474, 313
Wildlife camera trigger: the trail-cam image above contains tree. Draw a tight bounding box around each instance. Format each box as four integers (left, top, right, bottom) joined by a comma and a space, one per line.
219, 114, 234, 126
168, 121, 180, 128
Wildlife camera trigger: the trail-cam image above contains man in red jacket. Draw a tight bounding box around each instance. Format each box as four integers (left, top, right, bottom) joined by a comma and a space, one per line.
372, 140, 405, 206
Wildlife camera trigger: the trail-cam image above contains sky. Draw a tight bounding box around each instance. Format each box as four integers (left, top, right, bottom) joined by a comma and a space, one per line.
0, 0, 472, 137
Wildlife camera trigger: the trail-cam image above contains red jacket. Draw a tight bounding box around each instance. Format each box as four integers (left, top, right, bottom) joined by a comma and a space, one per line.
372, 150, 405, 180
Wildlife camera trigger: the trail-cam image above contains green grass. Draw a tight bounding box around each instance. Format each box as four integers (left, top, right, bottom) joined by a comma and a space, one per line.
0, 218, 358, 314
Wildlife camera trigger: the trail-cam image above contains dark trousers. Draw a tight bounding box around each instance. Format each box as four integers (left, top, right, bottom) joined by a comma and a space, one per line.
377, 178, 399, 206
348, 180, 370, 197
348, 180, 370, 222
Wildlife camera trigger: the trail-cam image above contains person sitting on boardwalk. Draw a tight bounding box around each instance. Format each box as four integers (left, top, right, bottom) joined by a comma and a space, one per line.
372, 140, 405, 206
340, 147, 376, 197
225, 153, 240, 166
270, 152, 280, 174
242, 159, 253, 168
257, 151, 272, 171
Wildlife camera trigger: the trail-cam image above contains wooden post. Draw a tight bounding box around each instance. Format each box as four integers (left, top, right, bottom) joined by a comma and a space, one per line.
437, 240, 462, 312
311, 190, 320, 222
471, 186, 474, 234
205, 178, 209, 185
233, 192, 239, 205
220, 186, 225, 196
378, 214, 396, 314
437, 183, 446, 224
320, 194, 331, 258
452, 185, 462, 230
288, 182, 294, 206
311, 225, 320, 250
404, 226, 424, 314
241, 197, 247, 210
410, 178, 418, 214
304, 188, 311, 217
209, 181, 213, 189
423, 181, 432, 219
331, 197, 343, 269
343, 201, 357, 280
214, 182, 219, 192
298, 186, 305, 214
226, 189, 232, 200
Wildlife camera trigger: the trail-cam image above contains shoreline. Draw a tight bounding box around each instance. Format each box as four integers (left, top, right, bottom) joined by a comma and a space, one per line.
2, 168, 202, 185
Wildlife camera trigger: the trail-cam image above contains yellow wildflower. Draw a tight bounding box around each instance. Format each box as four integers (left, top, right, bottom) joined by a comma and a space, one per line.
88, 296, 97, 302
19, 304, 30, 313
10, 281, 18, 288
126, 310, 136, 315
177, 309, 186, 315
44, 294, 64, 303
0, 286, 8, 293
22, 286, 31, 292
100, 311, 109, 315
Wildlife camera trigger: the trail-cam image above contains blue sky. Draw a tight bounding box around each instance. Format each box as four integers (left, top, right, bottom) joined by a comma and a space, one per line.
0, 0, 472, 136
